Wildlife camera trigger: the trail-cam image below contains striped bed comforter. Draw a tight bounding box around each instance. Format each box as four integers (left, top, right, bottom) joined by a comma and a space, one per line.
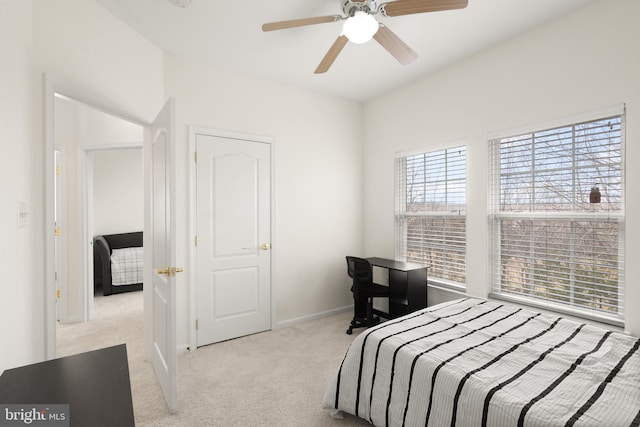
322, 298, 640, 427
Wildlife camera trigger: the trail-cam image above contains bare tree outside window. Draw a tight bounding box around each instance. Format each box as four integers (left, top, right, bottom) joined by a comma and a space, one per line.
490, 115, 624, 321
395, 146, 467, 285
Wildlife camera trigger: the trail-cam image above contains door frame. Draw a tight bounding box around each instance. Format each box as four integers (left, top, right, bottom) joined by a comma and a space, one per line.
53, 149, 67, 323
43, 74, 149, 359
187, 126, 276, 351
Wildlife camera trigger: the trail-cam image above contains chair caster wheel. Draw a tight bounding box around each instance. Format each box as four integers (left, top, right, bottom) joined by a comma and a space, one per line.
346, 328, 353, 335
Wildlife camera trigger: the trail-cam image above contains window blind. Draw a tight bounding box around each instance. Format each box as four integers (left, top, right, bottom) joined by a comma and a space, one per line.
489, 114, 625, 324
395, 146, 466, 285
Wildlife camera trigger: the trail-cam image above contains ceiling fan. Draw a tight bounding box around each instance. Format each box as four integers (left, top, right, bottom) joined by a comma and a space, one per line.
262, 0, 468, 74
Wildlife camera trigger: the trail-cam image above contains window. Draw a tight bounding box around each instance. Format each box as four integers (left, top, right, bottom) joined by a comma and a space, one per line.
489, 113, 625, 325
395, 146, 466, 286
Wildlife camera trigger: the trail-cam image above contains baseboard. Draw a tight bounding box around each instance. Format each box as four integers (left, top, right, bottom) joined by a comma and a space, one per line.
60, 315, 84, 324
274, 305, 352, 330
271, 285, 464, 331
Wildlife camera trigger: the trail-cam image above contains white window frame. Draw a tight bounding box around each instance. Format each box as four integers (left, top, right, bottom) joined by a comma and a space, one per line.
395, 145, 467, 289
488, 109, 625, 327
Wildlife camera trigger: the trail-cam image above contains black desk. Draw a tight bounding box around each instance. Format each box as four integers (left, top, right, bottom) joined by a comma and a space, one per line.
368, 257, 428, 318
0, 344, 135, 427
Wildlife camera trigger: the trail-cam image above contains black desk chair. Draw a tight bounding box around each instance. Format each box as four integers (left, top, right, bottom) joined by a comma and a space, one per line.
346, 256, 390, 335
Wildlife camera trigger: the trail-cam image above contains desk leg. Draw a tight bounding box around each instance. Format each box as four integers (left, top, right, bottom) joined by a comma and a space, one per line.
354, 296, 367, 319
388, 267, 428, 318
407, 268, 427, 313
388, 269, 408, 318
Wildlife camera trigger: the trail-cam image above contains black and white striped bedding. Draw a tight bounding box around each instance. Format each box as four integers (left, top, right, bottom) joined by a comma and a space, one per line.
323, 298, 640, 427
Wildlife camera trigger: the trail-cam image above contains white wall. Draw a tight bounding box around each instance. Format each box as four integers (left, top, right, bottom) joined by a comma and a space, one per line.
33, 0, 161, 330
33, 0, 164, 123
0, 0, 164, 368
54, 96, 143, 238
363, 0, 640, 334
0, 0, 43, 373
93, 149, 143, 236
164, 55, 364, 347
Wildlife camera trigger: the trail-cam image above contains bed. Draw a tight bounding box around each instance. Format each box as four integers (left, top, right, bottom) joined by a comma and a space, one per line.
93, 232, 143, 296
323, 298, 640, 427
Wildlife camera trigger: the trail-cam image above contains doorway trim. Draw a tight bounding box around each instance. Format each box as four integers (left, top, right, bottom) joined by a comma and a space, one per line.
43, 73, 149, 359
187, 126, 276, 351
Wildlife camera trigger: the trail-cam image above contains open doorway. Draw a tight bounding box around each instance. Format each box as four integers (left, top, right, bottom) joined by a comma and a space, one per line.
52, 93, 144, 356
44, 76, 179, 412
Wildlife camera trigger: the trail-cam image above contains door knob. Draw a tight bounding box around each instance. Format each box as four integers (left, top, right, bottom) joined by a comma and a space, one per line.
261, 243, 270, 250
157, 267, 171, 276
156, 267, 184, 276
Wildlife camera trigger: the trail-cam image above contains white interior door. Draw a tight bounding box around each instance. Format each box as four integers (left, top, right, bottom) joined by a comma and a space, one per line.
196, 133, 271, 346
150, 98, 178, 412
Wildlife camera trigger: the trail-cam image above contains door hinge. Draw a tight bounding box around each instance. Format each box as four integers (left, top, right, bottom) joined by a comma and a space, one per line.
195, 236, 199, 246
54, 227, 61, 237
195, 319, 199, 330
55, 165, 61, 175
56, 289, 61, 299
194, 151, 198, 163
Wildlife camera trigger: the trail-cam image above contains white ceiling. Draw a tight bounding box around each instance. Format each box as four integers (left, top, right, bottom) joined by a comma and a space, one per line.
94, 0, 594, 102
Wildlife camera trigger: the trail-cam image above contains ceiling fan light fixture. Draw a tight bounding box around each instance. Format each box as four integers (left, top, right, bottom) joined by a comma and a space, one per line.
342, 11, 379, 44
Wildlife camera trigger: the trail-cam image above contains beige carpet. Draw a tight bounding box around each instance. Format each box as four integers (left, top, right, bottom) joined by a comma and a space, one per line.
57, 291, 371, 426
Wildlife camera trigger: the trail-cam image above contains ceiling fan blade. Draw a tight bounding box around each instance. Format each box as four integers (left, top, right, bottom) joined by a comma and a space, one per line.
262, 15, 342, 32
378, 0, 468, 17
373, 25, 417, 65
314, 35, 349, 74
